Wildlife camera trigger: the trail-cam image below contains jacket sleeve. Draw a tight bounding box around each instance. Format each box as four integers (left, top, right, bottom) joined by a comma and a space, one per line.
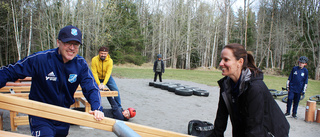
211, 91, 229, 137
287, 67, 294, 85
91, 57, 101, 85
80, 62, 103, 111
244, 83, 266, 137
102, 59, 113, 85
153, 61, 156, 72
0, 55, 35, 88
303, 69, 308, 92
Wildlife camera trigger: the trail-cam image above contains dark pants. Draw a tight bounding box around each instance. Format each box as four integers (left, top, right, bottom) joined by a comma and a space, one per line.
286, 91, 301, 115
29, 116, 69, 137
154, 72, 162, 82
99, 76, 122, 109
105, 97, 128, 121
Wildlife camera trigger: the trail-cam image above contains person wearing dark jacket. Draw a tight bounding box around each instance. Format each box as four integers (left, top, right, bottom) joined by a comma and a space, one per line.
153, 54, 165, 82
211, 43, 289, 137
0, 25, 104, 137
103, 97, 136, 121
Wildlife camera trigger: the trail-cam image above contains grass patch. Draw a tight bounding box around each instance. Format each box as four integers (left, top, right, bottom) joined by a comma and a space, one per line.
113, 66, 320, 108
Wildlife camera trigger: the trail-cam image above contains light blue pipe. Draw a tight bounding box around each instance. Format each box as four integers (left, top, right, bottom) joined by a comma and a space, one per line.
113, 120, 141, 137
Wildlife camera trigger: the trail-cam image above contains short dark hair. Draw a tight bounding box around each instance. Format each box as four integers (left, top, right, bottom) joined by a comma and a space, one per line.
99, 47, 109, 52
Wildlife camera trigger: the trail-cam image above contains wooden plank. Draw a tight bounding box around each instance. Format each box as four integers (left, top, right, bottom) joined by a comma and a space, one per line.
0, 87, 30, 93
0, 130, 32, 137
73, 91, 118, 97
5, 83, 31, 86
5, 91, 118, 98
14, 116, 29, 126
0, 94, 191, 137
17, 77, 32, 82
5, 91, 118, 131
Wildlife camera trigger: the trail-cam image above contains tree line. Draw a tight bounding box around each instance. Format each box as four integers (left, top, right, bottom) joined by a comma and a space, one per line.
0, 0, 319, 79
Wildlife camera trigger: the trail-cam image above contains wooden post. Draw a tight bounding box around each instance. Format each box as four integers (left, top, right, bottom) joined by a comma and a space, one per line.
305, 100, 316, 122
316, 109, 320, 123
0, 112, 3, 130
10, 111, 18, 131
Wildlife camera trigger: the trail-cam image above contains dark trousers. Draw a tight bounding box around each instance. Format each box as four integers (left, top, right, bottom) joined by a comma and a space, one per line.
29, 115, 69, 137
99, 76, 122, 109
286, 91, 301, 114
154, 72, 162, 82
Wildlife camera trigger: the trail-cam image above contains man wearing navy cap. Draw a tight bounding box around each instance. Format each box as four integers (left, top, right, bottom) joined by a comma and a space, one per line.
0, 25, 104, 137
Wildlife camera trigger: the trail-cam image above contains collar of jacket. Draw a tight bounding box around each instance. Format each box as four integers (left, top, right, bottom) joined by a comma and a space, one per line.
218, 68, 252, 96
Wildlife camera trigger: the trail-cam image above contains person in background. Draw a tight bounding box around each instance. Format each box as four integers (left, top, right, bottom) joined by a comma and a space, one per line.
285, 56, 308, 118
0, 25, 104, 137
153, 54, 165, 82
211, 43, 289, 137
91, 47, 122, 108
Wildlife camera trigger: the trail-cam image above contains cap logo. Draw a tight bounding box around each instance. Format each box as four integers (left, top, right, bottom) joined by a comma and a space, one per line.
71, 28, 78, 36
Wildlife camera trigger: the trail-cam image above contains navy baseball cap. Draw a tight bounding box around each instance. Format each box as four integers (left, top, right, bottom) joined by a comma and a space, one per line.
58, 25, 82, 44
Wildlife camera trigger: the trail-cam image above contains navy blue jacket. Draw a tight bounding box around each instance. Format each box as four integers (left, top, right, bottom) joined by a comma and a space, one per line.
288, 66, 308, 93
0, 48, 103, 111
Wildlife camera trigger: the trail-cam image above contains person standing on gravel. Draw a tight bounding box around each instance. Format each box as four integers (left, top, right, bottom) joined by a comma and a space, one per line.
0, 25, 104, 137
91, 47, 122, 109
153, 54, 165, 82
285, 56, 308, 119
211, 43, 289, 137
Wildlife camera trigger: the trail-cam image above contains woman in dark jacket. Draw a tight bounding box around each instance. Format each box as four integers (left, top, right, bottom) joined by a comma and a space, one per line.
211, 43, 289, 137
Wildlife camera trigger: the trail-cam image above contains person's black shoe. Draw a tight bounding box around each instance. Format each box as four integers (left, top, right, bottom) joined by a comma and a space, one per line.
284, 113, 290, 116
292, 114, 297, 119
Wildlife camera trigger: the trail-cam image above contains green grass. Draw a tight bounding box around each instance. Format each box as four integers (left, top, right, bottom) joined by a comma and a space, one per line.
113, 66, 320, 108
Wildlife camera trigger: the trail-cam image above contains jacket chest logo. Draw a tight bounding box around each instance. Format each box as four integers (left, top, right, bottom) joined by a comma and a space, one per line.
46, 71, 57, 81
68, 74, 77, 83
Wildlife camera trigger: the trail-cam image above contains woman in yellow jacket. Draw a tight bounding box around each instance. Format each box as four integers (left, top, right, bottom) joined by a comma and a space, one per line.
91, 47, 122, 108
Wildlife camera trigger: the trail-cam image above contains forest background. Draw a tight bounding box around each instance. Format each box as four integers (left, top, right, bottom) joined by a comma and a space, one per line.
0, 0, 319, 79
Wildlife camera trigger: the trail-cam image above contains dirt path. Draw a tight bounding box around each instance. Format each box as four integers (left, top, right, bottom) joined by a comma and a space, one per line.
1, 78, 319, 136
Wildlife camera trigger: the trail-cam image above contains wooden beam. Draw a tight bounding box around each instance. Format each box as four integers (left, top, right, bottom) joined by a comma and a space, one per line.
17, 77, 32, 82
0, 94, 115, 131
4, 91, 118, 98
0, 86, 82, 93
0, 130, 32, 137
5, 83, 31, 86
0, 94, 191, 137
0, 87, 30, 93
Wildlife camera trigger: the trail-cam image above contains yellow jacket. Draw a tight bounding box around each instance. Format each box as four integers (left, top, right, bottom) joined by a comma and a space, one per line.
91, 54, 113, 85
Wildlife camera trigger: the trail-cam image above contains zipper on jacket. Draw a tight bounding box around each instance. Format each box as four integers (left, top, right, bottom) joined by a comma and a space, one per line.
102, 60, 104, 79
268, 132, 275, 137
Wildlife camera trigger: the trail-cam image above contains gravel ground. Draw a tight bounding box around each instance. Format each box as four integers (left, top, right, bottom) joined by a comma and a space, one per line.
1, 77, 319, 136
